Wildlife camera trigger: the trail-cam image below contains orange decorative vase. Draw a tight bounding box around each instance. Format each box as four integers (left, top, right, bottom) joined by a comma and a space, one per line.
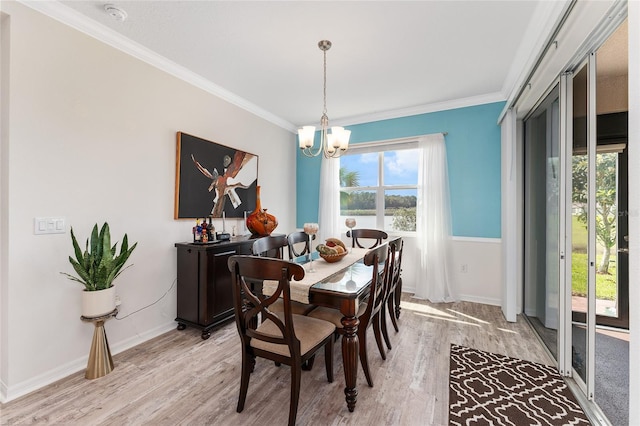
246, 186, 278, 237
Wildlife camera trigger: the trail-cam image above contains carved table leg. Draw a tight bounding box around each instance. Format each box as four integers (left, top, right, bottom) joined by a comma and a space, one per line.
341, 314, 359, 412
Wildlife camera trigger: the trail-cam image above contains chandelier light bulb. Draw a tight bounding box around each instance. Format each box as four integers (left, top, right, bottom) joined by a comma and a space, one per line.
298, 126, 316, 149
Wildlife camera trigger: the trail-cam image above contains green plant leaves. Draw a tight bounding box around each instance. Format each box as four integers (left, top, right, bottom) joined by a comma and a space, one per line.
61, 222, 137, 291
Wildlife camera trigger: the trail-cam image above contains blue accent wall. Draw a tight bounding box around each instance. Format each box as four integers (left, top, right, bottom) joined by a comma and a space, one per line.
296, 101, 504, 238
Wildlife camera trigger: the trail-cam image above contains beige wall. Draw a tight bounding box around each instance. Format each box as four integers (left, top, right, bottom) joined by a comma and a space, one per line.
0, 2, 295, 401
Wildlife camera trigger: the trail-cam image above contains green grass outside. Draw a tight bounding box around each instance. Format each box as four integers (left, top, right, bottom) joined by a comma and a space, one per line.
570, 215, 618, 300
571, 253, 618, 301
572, 216, 588, 252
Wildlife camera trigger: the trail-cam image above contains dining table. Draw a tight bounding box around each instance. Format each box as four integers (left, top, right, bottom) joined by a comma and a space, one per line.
263, 247, 374, 412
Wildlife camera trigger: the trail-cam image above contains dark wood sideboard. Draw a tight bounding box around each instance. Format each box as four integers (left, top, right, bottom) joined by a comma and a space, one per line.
174, 238, 255, 339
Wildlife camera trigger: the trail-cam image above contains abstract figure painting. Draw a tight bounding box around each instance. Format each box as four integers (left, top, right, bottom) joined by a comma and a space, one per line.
175, 132, 258, 219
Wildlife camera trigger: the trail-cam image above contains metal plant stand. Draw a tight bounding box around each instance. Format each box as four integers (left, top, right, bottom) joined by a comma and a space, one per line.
80, 308, 118, 379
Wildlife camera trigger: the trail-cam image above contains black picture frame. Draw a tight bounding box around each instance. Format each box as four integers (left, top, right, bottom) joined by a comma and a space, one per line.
174, 132, 258, 219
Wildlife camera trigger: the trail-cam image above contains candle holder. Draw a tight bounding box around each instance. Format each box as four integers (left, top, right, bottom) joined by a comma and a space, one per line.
345, 218, 356, 252
303, 223, 319, 272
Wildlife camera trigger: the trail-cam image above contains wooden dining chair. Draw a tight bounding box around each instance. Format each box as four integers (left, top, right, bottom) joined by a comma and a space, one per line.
253, 234, 316, 316
287, 231, 315, 260
252, 235, 288, 259
346, 228, 388, 249
307, 242, 390, 387
380, 237, 403, 351
228, 255, 335, 426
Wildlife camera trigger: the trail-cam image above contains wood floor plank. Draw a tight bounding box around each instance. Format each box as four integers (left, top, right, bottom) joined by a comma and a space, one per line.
0, 297, 553, 425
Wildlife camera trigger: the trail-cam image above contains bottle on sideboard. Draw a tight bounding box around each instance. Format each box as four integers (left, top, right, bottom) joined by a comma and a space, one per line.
202, 220, 209, 242
195, 219, 202, 242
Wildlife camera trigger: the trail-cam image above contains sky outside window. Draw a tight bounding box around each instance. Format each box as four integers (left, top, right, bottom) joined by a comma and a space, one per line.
340, 149, 419, 187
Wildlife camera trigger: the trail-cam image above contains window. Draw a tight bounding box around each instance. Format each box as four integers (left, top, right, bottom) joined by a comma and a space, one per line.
339, 143, 419, 233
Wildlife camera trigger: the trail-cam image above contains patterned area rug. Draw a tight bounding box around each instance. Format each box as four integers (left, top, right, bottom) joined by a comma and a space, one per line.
449, 344, 591, 425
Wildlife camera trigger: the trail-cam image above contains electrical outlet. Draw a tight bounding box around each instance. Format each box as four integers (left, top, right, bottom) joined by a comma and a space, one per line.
460, 264, 468, 273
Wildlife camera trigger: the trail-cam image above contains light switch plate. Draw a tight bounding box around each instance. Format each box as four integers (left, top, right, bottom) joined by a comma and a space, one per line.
34, 217, 66, 235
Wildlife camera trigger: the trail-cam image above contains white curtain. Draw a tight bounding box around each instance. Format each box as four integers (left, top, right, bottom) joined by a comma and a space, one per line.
413, 133, 457, 302
318, 156, 341, 244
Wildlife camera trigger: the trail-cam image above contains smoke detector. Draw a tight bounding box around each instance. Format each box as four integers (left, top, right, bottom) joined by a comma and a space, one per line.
104, 4, 127, 22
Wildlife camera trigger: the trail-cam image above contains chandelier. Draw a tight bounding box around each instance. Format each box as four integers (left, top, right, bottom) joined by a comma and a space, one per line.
298, 40, 350, 158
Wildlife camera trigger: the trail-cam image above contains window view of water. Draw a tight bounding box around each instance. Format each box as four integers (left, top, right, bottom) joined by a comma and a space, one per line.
340, 147, 419, 233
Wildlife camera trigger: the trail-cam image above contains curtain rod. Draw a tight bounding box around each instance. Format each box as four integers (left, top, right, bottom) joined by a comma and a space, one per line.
497, 0, 577, 124
347, 132, 448, 150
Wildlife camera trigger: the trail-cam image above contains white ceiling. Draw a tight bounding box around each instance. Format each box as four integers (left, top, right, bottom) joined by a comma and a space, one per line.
33, 1, 564, 131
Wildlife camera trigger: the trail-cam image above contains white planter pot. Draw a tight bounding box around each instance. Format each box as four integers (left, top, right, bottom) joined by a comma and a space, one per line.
81, 286, 116, 318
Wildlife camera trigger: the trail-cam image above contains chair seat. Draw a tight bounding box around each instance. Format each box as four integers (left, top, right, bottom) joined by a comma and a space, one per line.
251, 313, 335, 357
307, 304, 367, 329
270, 298, 317, 315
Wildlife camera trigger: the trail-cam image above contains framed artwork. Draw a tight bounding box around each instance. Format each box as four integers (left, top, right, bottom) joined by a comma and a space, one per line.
174, 132, 258, 219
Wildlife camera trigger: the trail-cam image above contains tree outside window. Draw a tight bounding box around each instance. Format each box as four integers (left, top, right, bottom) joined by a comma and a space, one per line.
572, 153, 617, 274
339, 147, 419, 232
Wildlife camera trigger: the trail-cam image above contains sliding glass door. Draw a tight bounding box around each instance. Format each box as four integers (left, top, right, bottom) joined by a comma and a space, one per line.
571, 21, 630, 331
523, 87, 560, 360
524, 18, 629, 425
570, 62, 589, 386
570, 22, 629, 424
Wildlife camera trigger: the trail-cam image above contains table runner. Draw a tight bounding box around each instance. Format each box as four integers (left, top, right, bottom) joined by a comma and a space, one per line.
263, 248, 368, 304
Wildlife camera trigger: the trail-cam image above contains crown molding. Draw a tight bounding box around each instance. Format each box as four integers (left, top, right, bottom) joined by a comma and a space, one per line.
331, 92, 506, 128
19, 1, 509, 134
17, 0, 297, 133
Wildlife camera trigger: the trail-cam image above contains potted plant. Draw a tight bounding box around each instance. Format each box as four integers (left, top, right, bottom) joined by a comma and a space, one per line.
61, 222, 137, 317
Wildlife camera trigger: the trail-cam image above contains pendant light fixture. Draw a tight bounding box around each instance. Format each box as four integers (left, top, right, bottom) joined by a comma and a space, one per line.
298, 40, 350, 158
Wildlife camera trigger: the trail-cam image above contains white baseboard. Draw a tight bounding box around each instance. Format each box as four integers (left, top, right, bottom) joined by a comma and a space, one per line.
458, 293, 502, 307
401, 286, 501, 307
0, 321, 176, 403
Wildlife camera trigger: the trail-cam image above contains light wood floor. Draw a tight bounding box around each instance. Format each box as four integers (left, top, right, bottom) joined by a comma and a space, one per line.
0, 296, 552, 425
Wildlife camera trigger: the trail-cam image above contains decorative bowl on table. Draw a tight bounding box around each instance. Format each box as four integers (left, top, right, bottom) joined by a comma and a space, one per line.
316, 238, 348, 263
319, 251, 348, 263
